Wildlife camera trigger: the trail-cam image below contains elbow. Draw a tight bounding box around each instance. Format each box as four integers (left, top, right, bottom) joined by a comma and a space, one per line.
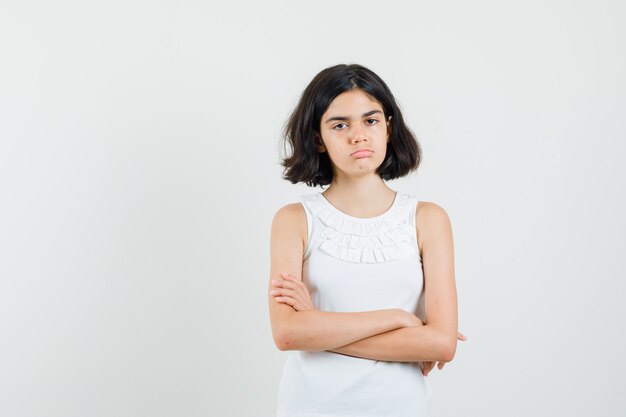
275, 334, 296, 351
272, 311, 319, 352
273, 324, 298, 351
440, 334, 458, 362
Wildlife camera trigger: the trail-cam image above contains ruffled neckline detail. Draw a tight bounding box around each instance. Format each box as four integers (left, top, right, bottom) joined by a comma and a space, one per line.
302, 192, 418, 264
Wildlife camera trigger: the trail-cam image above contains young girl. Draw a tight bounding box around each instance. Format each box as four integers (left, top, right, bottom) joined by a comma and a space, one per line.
268, 63, 465, 417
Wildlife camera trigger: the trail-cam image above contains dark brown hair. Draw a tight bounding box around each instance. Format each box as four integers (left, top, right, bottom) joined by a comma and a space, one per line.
281, 63, 421, 187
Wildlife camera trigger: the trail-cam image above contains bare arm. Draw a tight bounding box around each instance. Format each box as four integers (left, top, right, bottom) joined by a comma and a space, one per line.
328, 202, 459, 363
268, 204, 418, 351
275, 308, 413, 352
329, 323, 452, 362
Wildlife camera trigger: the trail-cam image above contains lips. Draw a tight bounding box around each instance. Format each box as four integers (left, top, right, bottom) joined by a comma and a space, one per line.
351, 149, 373, 158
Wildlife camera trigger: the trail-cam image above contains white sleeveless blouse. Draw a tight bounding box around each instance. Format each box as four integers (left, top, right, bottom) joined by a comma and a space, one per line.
276, 190, 432, 417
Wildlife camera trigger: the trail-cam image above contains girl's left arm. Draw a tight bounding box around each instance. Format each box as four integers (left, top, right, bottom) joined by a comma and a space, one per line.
329, 202, 460, 363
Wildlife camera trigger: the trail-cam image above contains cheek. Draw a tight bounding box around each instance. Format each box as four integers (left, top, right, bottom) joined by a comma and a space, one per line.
327, 148, 345, 162
325, 140, 345, 154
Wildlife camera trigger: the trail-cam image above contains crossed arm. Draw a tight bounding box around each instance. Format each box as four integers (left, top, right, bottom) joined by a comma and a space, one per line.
268, 202, 464, 372
271, 273, 463, 364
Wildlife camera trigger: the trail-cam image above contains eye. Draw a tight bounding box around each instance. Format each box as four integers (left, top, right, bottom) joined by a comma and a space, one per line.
366, 118, 379, 125
333, 123, 348, 130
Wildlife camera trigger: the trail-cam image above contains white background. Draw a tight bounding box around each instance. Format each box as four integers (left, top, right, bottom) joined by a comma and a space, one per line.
1, 1, 625, 416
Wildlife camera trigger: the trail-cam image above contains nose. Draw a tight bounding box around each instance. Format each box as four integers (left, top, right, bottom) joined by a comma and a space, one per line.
349, 124, 367, 144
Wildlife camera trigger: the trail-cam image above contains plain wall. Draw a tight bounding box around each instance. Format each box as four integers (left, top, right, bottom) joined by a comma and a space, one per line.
1, 1, 625, 416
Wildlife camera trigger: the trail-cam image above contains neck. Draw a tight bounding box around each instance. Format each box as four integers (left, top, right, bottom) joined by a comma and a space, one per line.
322, 173, 396, 218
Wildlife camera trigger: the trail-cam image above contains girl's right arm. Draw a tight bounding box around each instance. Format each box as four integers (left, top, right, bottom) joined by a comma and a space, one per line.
268, 203, 418, 352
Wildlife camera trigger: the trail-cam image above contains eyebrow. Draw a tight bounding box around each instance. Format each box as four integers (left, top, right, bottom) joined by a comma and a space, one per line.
324, 110, 383, 124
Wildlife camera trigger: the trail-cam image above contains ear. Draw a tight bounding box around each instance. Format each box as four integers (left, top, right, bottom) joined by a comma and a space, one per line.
386, 115, 393, 142
315, 132, 326, 152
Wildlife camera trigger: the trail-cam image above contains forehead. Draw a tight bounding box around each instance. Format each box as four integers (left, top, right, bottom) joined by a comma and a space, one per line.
322, 89, 383, 118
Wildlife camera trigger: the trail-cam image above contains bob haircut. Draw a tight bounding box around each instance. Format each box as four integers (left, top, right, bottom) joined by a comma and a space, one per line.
281, 63, 421, 187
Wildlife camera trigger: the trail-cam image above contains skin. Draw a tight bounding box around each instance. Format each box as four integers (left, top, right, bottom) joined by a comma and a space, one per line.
268, 88, 466, 375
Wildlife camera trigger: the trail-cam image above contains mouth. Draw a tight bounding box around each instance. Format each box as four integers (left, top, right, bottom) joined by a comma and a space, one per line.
351, 149, 374, 159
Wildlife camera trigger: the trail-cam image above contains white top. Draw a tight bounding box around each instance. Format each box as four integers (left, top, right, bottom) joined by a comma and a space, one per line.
276, 190, 432, 417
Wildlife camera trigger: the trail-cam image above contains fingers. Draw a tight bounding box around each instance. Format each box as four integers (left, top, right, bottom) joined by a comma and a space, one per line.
270, 287, 298, 299
271, 273, 315, 312
273, 291, 312, 311
281, 272, 301, 283
457, 331, 467, 341
272, 279, 301, 290
421, 361, 435, 376
280, 274, 309, 292
271, 273, 311, 298
271, 277, 305, 299
274, 296, 301, 310
272, 273, 304, 290
422, 361, 446, 376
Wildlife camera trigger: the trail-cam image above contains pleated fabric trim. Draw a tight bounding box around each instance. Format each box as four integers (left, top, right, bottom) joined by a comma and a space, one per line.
302, 192, 417, 264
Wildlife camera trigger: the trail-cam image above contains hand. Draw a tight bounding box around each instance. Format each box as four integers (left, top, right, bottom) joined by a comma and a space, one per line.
270, 272, 316, 311
397, 310, 424, 328
421, 331, 467, 376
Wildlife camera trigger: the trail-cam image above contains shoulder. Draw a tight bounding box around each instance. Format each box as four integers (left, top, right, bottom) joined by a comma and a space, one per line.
273, 202, 306, 224
271, 202, 307, 242
416, 201, 451, 224
415, 201, 453, 251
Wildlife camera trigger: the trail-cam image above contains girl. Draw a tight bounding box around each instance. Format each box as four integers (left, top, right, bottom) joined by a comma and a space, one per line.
268, 63, 465, 417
